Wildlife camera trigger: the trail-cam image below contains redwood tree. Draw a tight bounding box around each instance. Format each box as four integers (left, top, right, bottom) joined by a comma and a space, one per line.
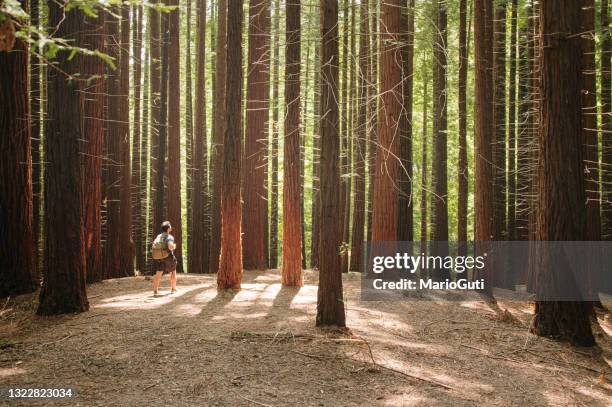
531, 0, 595, 347
349, 0, 369, 271
317, 0, 345, 326
38, 1, 89, 314
210, 0, 228, 273
371, 0, 402, 242
167, 0, 183, 272
190, 0, 211, 274
458, 0, 469, 249
282, 0, 303, 286
218, 0, 244, 289
244, 0, 271, 270
0, 1, 38, 297
601, 0, 612, 239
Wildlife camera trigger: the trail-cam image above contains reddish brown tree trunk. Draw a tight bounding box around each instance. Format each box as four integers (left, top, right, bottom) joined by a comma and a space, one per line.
190, 0, 211, 274
244, 0, 271, 270
317, 0, 346, 327
371, 0, 401, 242
82, 13, 105, 283
167, 0, 183, 273
210, 0, 228, 274
531, 0, 595, 346
458, 0, 469, 250
398, 0, 414, 242
132, 4, 145, 274
507, 0, 517, 242
420, 79, 429, 246
30, 0, 42, 265
582, 0, 600, 242
474, 0, 495, 295
310, 43, 321, 269
270, 0, 281, 269
349, 0, 369, 272
0, 2, 38, 297
282, 0, 303, 285
493, 0, 507, 243
601, 0, 612, 239
218, 0, 244, 289
38, 1, 89, 314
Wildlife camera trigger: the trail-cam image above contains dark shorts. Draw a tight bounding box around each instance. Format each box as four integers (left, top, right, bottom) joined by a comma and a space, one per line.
152, 255, 177, 274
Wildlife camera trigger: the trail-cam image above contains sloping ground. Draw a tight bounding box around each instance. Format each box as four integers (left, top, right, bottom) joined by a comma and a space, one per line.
0, 270, 610, 406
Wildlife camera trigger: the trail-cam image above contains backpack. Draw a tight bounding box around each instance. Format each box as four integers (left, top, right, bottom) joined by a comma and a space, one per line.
151, 233, 170, 260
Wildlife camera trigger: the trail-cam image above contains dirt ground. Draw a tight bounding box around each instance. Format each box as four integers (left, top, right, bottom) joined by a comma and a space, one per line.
1, 270, 611, 406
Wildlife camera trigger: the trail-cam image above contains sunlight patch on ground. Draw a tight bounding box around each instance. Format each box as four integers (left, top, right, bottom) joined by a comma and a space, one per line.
0, 366, 26, 379
96, 283, 207, 310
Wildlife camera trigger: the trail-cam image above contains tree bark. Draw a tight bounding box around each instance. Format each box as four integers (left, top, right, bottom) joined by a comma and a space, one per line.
530, 0, 595, 347
244, 0, 271, 270
283, 0, 303, 285
493, 0, 507, 243
0, 1, 38, 297
349, 0, 369, 272
218, 0, 244, 289
270, 0, 281, 269
398, 0, 414, 242
601, 0, 612, 239
371, 0, 402, 242
317, 0, 346, 327
210, 0, 228, 274
167, 0, 183, 273
458, 0, 469, 252
190, 0, 211, 274
38, 0, 89, 314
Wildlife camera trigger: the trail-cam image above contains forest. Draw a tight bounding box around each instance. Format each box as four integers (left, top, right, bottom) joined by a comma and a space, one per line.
1, 0, 611, 405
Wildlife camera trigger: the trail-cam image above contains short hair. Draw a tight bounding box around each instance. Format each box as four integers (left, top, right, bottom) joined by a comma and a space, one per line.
161, 221, 171, 232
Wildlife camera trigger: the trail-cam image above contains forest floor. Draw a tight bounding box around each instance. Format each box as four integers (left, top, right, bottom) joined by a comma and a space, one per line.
0, 270, 611, 407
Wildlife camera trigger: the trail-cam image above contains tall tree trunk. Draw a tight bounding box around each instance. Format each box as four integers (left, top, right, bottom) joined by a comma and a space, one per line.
167, 0, 183, 272
0, 1, 38, 297
366, 0, 378, 241
210, 0, 228, 273
150, 0, 164, 252
282, 0, 303, 285
371, 0, 401, 242
420, 78, 429, 246
431, 0, 449, 280
190, 0, 211, 274
119, 4, 134, 276
349, 0, 369, 272
82, 12, 105, 283
38, 0, 88, 314
132, 4, 145, 274
458, 0, 469, 252
582, 0, 600, 241
493, 0, 507, 243
30, 0, 42, 266
218, 0, 244, 289
530, 0, 595, 347
398, 0, 414, 242
185, 0, 195, 270
317, 0, 346, 327
244, 0, 271, 270
507, 0, 517, 242
516, 22, 529, 244
474, 0, 495, 295
310, 43, 321, 269
141, 12, 150, 269
601, 0, 612, 239
270, 0, 281, 269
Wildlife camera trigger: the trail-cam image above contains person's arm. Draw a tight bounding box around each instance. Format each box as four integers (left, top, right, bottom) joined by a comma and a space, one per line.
167, 236, 176, 252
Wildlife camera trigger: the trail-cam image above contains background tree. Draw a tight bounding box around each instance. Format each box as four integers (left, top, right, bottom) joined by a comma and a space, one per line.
190, 0, 211, 274
282, 0, 303, 286
0, 0, 38, 298
244, 0, 271, 270
371, 0, 402, 242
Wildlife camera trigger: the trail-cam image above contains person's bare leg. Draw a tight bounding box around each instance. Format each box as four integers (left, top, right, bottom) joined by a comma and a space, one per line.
152, 271, 163, 294
170, 271, 177, 292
